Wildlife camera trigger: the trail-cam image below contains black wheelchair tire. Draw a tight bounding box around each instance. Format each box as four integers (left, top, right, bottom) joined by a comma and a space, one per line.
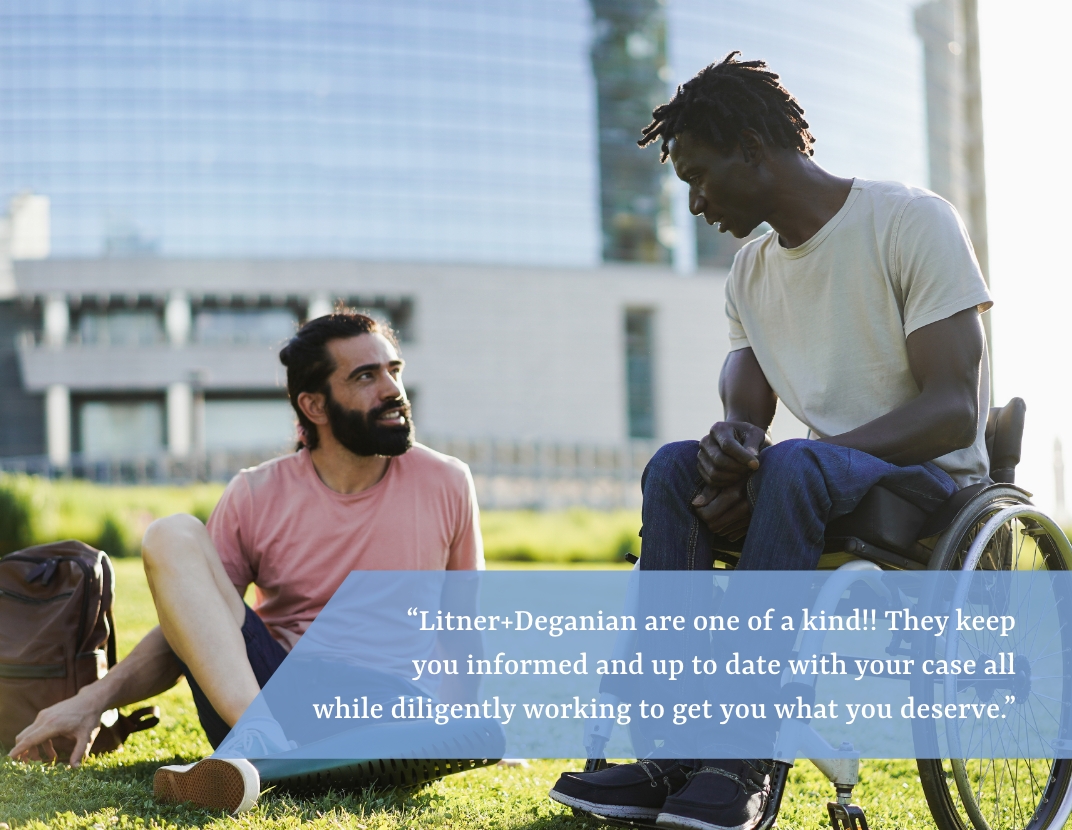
914, 487, 1072, 830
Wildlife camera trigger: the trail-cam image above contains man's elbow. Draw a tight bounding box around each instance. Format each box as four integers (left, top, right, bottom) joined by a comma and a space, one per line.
942, 394, 980, 453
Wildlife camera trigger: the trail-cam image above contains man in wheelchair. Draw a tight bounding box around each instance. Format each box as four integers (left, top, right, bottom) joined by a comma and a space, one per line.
551, 52, 994, 830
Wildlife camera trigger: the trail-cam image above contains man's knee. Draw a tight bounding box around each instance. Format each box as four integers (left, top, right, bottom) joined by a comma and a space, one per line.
142, 513, 208, 570
757, 438, 823, 477
642, 440, 700, 493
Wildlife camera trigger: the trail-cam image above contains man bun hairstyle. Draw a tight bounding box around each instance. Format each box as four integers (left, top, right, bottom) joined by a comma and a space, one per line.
279, 311, 398, 450
638, 51, 816, 162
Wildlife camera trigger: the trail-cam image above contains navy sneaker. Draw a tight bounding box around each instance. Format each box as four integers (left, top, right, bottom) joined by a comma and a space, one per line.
550, 759, 692, 820
656, 760, 772, 830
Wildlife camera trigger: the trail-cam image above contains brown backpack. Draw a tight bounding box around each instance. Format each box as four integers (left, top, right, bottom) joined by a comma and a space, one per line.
0, 540, 158, 757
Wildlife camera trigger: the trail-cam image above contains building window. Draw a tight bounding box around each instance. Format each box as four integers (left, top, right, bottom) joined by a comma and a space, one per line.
329, 297, 415, 343
78, 310, 163, 346
590, 0, 672, 264
203, 397, 296, 452
194, 308, 298, 345
625, 308, 655, 439
79, 400, 164, 458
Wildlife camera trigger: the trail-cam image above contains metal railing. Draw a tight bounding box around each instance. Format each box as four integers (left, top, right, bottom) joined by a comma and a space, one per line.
0, 437, 659, 509
421, 436, 656, 509
0, 450, 283, 485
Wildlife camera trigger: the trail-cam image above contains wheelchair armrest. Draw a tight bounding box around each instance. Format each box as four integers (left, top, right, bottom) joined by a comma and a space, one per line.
826, 481, 1034, 568
824, 486, 929, 556
987, 397, 1027, 483
915, 482, 987, 539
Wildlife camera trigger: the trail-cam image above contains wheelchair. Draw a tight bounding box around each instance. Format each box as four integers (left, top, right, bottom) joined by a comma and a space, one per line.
577, 398, 1072, 830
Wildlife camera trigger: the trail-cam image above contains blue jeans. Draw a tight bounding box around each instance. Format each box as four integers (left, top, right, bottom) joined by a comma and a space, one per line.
632, 438, 957, 757
638, 438, 957, 572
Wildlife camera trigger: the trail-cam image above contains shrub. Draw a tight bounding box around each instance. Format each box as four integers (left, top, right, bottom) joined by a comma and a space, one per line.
481, 507, 641, 563
191, 499, 216, 525
93, 514, 131, 558
0, 480, 34, 555
0, 474, 226, 555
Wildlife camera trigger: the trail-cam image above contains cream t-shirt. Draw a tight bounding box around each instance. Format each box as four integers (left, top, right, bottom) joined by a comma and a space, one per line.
725, 178, 993, 487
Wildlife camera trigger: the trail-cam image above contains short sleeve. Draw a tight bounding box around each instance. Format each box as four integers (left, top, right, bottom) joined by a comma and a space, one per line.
446, 463, 484, 571
206, 473, 255, 590
725, 262, 750, 352
894, 195, 993, 336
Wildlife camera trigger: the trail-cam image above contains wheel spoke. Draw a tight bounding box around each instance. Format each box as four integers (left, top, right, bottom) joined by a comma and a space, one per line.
921, 494, 1072, 830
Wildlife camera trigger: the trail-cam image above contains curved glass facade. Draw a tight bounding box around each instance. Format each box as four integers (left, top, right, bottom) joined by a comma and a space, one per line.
0, 1, 601, 265
1, 0, 973, 471
2, 0, 931, 268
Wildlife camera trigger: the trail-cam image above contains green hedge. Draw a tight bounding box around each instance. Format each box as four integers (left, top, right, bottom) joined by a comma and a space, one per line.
0, 478, 34, 555
0, 474, 640, 563
480, 507, 640, 563
0, 473, 224, 557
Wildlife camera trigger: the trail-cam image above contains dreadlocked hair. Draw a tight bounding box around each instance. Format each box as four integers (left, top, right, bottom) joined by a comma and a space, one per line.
638, 51, 815, 162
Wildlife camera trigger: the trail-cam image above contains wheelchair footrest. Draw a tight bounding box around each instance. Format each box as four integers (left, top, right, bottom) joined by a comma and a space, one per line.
828, 801, 869, 830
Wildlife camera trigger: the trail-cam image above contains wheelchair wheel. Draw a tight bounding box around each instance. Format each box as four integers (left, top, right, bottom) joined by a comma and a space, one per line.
916, 486, 1072, 830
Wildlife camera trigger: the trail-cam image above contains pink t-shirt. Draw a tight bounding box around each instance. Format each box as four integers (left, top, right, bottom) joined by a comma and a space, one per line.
206, 444, 483, 650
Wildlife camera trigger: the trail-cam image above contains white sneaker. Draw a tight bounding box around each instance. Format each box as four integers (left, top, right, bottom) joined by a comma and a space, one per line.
153, 718, 294, 813
213, 717, 296, 760
153, 757, 260, 814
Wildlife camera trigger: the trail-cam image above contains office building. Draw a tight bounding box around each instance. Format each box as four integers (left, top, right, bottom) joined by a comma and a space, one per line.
0, 1, 978, 502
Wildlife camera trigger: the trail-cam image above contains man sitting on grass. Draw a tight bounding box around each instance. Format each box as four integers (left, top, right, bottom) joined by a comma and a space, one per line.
550, 52, 992, 830
9, 311, 483, 814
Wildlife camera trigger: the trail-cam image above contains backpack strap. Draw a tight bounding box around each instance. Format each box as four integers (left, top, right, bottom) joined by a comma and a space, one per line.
89, 705, 160, 755
117, 706, 160, 737
106, 607, 117, 668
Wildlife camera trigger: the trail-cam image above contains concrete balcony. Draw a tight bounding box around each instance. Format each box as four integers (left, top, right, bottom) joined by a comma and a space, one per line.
17, 335, 284, 392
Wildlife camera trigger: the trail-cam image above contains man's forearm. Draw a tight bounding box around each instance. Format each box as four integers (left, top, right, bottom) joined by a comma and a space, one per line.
720, 348, 777, 430
819, 386, 978, 465
79, 626, 184, 710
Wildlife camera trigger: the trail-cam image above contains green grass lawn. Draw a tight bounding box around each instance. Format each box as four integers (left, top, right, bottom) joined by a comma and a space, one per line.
0, 559, 940, 830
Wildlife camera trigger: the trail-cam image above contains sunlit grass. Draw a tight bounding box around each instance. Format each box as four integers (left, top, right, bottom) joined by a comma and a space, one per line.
1, 559, 941, 829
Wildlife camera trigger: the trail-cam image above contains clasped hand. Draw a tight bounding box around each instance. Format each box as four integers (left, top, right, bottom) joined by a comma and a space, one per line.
692, 420, 770, 541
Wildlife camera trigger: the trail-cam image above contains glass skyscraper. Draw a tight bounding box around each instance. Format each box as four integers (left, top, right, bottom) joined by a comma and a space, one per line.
0, 0, 971, 472
0, 0, 602, 266
2, 0, 933, 270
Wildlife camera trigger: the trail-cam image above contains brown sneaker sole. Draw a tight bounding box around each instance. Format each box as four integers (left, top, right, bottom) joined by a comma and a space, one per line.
154, 758, 259, 813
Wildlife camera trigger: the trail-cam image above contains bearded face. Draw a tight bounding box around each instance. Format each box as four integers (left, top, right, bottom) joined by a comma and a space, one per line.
323, 385, 413, 457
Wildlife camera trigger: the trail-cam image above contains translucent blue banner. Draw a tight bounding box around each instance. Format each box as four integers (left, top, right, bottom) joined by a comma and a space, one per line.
217, 569, 1072, 761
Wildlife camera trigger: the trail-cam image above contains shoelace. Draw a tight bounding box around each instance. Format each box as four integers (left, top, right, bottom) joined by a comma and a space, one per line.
636, 759, 671, 789
687, 765, 769, 796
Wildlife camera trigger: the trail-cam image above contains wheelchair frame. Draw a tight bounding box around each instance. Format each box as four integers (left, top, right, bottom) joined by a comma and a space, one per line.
572, 400, 1072, 830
